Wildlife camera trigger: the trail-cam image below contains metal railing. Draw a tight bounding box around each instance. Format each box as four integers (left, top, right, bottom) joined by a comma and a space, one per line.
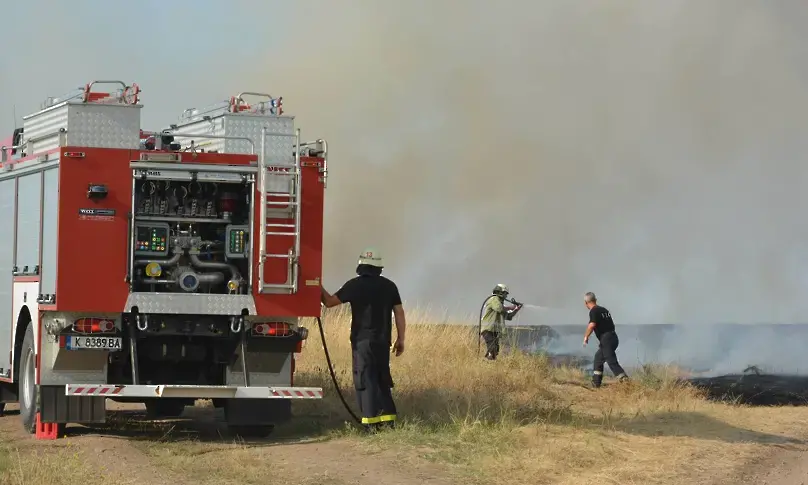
1, 128, 67, 163
162, 131, 256, 154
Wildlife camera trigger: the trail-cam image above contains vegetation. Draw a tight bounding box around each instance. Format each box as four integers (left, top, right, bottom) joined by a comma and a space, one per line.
1, 306, 808, 485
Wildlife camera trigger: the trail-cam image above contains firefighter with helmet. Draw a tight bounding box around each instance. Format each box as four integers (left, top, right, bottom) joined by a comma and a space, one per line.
321, 247, 406, 431
480, 284, 523, 360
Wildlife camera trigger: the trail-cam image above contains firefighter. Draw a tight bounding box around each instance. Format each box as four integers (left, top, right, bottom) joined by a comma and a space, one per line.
480, 284, 523, 360
320, 247, 406, 431
582, 292, 629, 387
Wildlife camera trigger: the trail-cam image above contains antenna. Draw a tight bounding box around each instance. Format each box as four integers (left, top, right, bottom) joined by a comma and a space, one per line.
12, 104, 17, 129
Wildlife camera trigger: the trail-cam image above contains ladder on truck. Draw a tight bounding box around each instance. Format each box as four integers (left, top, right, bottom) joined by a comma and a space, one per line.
258, 126, 301, 294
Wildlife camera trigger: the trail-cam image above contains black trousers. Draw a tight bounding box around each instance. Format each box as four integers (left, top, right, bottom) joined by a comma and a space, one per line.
481, 330, 500, 359
593, 331, 627, 386
352, 339, 397, 429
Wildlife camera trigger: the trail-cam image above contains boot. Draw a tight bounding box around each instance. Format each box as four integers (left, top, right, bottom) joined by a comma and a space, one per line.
617, 374, 629, 383
592, 372, 603, 388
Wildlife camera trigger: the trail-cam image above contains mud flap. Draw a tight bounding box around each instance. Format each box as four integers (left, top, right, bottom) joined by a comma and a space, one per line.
39, 385, 106, 424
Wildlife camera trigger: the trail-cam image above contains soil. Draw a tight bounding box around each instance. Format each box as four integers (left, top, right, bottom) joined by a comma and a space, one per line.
0, 401, 454, 485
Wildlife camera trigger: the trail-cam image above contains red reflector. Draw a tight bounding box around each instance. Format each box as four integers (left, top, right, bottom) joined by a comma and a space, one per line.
252, 322, 291, 337
73, 318, 115, 334
63, 152, 85, 158
59, 335, 66, 348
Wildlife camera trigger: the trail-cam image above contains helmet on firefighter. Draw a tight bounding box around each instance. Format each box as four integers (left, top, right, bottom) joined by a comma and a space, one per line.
492, 283, 509, 297
357, 247, 384, 268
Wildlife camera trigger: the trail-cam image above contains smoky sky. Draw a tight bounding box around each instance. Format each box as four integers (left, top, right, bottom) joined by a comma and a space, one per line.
3, 1, 808, 326
253, 0, 808, 325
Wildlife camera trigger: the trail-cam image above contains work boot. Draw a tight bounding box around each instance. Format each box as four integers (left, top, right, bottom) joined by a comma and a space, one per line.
617, 374, 630, 383
592, 372, 603, 388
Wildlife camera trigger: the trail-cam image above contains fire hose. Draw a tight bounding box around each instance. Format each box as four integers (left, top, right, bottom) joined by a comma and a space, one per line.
315, 316, 362, 425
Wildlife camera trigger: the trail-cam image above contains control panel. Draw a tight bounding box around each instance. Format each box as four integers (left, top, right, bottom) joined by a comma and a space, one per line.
225, 225, 249, 259
134, 222, 170, 257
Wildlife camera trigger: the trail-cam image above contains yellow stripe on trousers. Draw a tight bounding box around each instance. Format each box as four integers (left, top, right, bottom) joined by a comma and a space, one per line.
361, 414, 397, 424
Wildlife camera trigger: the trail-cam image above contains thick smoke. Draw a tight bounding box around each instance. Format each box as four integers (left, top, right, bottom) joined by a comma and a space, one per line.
256, 1, 808, 374
4, 1, 808, 374
254, 1, 808, 328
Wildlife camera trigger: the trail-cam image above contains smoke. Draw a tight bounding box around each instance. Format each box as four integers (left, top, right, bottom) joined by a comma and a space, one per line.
3, 1, 808, 373
250, 0, 808, 375
253, 1, 808, 328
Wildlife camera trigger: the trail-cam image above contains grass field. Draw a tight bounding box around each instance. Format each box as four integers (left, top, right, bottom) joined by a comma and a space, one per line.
1, 306, 808, 485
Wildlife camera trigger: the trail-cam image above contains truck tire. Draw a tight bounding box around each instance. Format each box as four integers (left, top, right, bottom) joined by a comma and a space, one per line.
228, 425, 274, 439
145, 399, 187, 419
19, 325, 37, 434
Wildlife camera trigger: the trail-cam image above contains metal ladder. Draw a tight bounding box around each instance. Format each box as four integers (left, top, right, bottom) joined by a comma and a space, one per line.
258, 126, 302, 294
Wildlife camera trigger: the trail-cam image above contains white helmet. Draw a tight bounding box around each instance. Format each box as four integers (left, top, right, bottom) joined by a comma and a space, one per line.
493, 283, 509, 295
358, 247, 384, 268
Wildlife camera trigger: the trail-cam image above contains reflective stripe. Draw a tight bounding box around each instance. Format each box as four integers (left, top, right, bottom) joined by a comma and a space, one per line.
593, 371, 603, 375
361, 414, 397, 424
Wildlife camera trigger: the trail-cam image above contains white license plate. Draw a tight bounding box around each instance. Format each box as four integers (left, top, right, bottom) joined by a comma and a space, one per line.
65, 336, 122, 351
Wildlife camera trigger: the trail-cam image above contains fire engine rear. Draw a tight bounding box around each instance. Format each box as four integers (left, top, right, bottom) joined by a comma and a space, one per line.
0, 81, 329, 439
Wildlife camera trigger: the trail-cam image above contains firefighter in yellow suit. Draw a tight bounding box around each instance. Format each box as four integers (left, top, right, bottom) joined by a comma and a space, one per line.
320, 248, 406, 431
480, 284, 523, 360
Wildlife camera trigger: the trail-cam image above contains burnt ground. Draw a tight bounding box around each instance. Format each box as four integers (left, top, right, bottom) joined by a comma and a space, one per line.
501, 324, 808, 407
686, 374, 808, 406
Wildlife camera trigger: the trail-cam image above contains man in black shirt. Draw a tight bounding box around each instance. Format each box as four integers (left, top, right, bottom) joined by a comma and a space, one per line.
320, 247, 406, 430
582, 292, 628, 388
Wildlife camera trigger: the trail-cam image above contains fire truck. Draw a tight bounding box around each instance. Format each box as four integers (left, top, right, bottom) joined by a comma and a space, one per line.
0, 80, 328, 439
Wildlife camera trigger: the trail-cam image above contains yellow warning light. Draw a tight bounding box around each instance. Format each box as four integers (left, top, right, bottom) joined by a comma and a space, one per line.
227, 280, 239, 291
145, 262, 162, 278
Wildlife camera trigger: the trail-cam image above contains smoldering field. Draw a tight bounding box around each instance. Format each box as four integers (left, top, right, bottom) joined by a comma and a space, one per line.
511, 312, 808, 377
257, 1, 808, 378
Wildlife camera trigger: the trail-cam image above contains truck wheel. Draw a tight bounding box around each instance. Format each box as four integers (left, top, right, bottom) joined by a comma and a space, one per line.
145, 400, 186, 419
19, 325, 36, 434
228, 425, 274, 438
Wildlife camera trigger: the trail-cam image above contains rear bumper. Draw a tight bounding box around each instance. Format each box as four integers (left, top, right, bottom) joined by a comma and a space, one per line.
65, 384, 323, 399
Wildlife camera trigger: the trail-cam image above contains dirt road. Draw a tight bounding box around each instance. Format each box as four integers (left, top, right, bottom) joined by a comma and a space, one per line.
725, 447, 808, 485
0, 402, 456, 485
3, 399, 808, 485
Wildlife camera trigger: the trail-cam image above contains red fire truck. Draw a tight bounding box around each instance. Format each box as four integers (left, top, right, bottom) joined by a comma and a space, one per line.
0, 81, 328, 439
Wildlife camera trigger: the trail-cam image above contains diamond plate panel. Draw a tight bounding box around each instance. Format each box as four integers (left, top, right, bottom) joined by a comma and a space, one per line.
66, 104, 142, 149
224, 115, 295, 164
124, 293, 257, 315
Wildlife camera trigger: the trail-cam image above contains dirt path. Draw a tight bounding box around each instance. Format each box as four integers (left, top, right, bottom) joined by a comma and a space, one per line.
723, 446, 808, 485
0, 401, 455, 485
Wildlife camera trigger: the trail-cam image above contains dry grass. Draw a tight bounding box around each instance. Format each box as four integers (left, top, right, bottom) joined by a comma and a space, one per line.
3, 307, 808, 484
0, 437, 105, 485
285, 306, 808, 484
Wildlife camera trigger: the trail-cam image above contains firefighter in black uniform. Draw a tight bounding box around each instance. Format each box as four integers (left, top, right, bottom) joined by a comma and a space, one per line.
582, 292, 629, 388
321, 247, 406, 431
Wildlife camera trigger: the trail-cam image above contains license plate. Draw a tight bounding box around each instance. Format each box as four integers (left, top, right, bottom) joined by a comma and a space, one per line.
65, 336, 122, 351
